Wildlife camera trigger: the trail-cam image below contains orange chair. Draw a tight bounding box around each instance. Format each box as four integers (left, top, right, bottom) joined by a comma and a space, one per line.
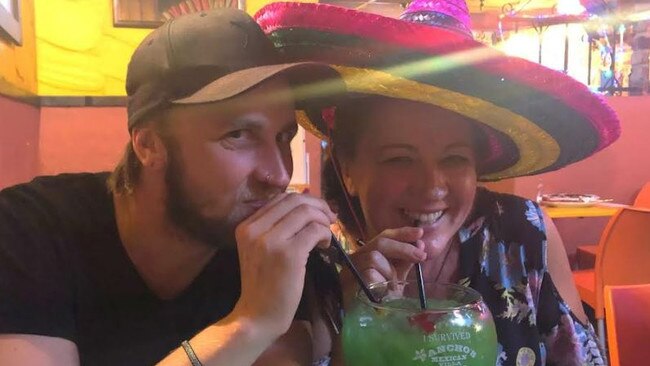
605, 284, 650, 366
572, 207, 650, 346
634, 182, 650, 208
576, 182, 650, 269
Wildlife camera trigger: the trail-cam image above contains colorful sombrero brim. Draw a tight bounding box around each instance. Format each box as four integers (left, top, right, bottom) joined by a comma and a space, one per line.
255, 2, 620, 181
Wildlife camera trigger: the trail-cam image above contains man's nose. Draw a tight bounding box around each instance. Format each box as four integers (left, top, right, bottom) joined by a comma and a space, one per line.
257, 147, 292, 187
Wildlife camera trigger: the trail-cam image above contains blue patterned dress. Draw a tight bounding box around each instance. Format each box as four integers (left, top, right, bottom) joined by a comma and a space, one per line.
458, 188, 605, 366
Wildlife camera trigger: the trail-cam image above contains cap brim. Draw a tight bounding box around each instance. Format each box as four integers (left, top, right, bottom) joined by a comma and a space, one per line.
172, 62, 344, 109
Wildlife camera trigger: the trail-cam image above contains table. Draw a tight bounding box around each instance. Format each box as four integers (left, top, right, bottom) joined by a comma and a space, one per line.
542, 204, 622, 219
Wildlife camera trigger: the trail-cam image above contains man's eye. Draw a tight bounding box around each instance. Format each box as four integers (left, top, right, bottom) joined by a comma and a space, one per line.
220, 129, 256, 149
225, 130, 246, 139
224, 130, 251, 140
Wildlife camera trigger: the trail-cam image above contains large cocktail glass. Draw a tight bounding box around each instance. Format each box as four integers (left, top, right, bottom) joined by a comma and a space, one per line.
343, 281, 497, 365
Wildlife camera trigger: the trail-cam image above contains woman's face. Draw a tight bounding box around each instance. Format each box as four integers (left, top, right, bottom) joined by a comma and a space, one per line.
341, 98, 478, 253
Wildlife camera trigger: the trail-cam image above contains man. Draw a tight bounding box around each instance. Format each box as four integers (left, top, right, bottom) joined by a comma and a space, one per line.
0, 8, 342, 366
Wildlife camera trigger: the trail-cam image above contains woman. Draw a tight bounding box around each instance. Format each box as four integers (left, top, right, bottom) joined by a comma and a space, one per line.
323, 95, 604, 366
256, 0, 619, 364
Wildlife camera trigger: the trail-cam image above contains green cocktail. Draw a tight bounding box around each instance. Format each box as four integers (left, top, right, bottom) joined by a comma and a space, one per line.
343, 281, 497, 365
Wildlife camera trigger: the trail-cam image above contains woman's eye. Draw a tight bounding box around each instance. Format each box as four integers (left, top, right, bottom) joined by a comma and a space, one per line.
441, 155, 470, 166
383, 156, 413, 164
278, 130, 296, 144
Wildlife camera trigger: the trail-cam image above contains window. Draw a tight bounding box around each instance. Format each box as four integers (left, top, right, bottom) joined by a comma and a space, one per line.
113, 0, 242, 28
0, 0, 20, 44
0, 0, 14, 13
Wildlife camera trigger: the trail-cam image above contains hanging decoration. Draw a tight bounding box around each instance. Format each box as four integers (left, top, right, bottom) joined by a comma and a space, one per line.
160, 0, 237, 20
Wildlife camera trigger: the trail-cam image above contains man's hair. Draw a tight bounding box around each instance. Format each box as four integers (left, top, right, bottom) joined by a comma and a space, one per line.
108, 111, 171, 194
107, 142, 141, 195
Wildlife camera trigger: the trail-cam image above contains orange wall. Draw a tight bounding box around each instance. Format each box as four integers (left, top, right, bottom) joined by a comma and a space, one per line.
37, 107, 316, 188
487, 96, 650, 263
38, 107, 129, 175
0, 95, 40, 189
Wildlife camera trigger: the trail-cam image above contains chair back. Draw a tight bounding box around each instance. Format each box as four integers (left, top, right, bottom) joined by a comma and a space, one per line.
633, 182, 650, 208
605, 284, 650, 366
593, 208, 650, 318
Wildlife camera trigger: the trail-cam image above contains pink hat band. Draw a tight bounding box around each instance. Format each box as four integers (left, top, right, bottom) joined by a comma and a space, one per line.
400, 0, 473, 37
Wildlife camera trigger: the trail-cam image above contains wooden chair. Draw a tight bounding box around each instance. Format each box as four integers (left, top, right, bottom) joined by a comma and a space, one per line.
605, 284, 650, 366
576, 182, 650, 269
572, 207, 650, 346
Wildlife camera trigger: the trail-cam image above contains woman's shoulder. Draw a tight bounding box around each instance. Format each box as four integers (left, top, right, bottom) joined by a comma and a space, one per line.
475, 187, 537, 209
467, 188, 548, 283
475, 188, 542, 225
474, 187, 547, 249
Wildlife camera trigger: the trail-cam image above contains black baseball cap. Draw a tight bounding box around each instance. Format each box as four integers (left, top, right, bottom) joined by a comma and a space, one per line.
126, 7, 343, 131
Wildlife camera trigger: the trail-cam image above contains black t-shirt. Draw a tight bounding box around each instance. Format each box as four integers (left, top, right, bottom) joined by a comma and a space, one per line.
0, 173, 333, 365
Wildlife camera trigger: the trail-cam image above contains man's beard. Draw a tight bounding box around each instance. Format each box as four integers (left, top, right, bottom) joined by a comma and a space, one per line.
164, 145, 237, 250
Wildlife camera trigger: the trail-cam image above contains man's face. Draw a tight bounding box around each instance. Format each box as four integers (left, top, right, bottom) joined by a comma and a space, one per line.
162, 77, 297, 248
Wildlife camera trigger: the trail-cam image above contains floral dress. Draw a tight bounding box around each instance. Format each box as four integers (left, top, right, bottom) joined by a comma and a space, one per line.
458, 188, 605, 366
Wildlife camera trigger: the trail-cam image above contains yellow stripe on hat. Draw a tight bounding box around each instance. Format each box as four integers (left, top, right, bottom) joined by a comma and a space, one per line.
300, 65, 560, 180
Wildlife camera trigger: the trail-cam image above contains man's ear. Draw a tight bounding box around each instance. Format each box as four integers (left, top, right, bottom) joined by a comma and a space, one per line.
131, 127, 167, 171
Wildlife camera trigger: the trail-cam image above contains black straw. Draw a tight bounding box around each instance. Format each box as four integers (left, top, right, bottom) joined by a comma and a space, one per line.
413, 220, 427, 310
414, 263, 427, 310
330, 235, 380, 303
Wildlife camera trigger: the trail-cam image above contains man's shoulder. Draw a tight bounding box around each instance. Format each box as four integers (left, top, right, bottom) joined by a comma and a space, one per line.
0, 172, 110, 204
0, 173, 116, 346
1, 172, 109, 194
0, 172, 114, 234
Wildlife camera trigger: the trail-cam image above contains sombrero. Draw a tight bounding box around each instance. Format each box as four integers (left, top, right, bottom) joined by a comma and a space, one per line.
254, 0, 621, 181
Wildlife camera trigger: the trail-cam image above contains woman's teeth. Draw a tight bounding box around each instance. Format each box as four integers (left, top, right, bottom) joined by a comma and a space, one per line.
404, 210, 444, 225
